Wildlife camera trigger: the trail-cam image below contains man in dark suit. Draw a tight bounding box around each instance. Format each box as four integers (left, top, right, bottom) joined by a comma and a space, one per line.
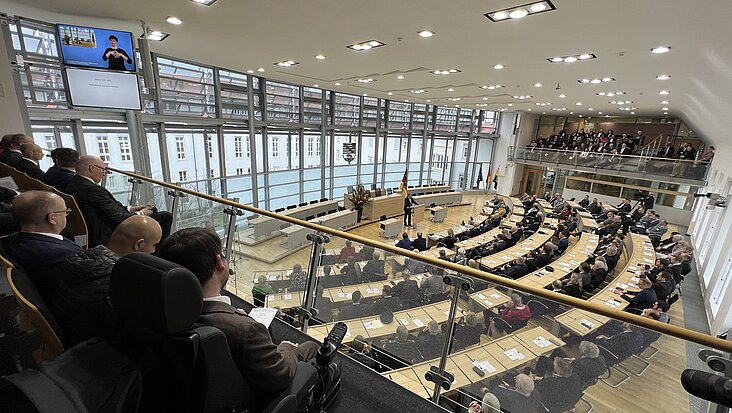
619, 278, 658, 311
395, 232, 413, 250
403, 194, 419, 227
65, 155, 172, 247
412, 232, 428, 251
0, 133, 31, 167
156, 227, 319, 409
491, 373, 542, 413
616, 198, 632, 213
15, 143, 46, 180
337, 291, 371, 321
500, 257, 528, 280
43, 148, 79, 192
578, 195, 590, 208
2, 190, 82, 301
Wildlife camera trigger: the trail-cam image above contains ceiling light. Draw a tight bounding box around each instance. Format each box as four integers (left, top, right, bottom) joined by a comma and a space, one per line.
576, 102, 582, 105
448, 97, 461, 101
663, 112, 668, 115
547, 53, 596, 64
662, 107, 669, 111
630, 112, 635, 115
605, 115, 610, 118
563, 56, 577, 63
660, 100, 670, 104
480, 85, 488, 89
507, 103, 513, 106
387, 92, 393, 95
257, 68, 266, 72
166, 16, 183, 25
558, 94, 566, 98
570, 112, 574, 114
651, 46, 671, 54
356, 78, 375, 83
526, 108, 532, 111
313, 84, 319, 88
447, 88, 454, 92
493, 64, 505, 70
578, 53, 592, 60
432, 69, 461, 75
590, 79, 601, 84
191, 0, 217, 5
146, 31, 170, 41
598, 111, 603, 115
579, 114, 582, 117
656, 74, 670, 80
396, 75, 405, 80
485, 1, 558, 22
509, 8, 529, 18
534, 83, 543, 87
418, 30, 434, 38
495, 85, 503, 88
246, 70, 254, 74
334, 82, 341, 86
362, 93, 368, 96
659, 90, 670, 95
347, 40, 385, 51
580, 79, 590, 83
426, 99, 431, 102
551, 57, 563, 62
314, 54, 327, 60
410, 89, 426, 94
275, 60, 300, 67
482, 97, 488, 100
601, 77, 613, 82
588, 108, 594, 111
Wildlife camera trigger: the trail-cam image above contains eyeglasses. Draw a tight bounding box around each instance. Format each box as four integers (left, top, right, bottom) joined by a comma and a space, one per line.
48, 208, 72, 217
90, 164, 108, 172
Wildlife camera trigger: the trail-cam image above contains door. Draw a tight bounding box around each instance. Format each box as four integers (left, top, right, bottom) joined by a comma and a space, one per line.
520, 168, 543, 195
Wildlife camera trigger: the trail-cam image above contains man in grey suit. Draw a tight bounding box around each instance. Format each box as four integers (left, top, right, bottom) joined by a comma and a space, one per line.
156, 227, 319, 408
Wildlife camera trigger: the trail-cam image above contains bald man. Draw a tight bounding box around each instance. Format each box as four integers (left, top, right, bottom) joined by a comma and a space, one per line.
51, 215, 162, 345
0, 133, 32, 167
16, 142, 46, 180
65, 155, 172, 247
2, 190, 82, 301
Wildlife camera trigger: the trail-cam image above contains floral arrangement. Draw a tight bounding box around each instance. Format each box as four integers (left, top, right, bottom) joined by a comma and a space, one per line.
349, 183, 371, 210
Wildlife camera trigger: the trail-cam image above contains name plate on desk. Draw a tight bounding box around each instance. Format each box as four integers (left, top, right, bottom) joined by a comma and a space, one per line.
413, 319, 425, 328
364, 320, 384, 330
504, 348, 526, 361
532, 336, 552, 349
400, 318, 410, 326
579, 319, 595, 330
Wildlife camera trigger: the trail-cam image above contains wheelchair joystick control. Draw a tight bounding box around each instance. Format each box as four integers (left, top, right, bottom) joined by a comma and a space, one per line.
316, 322, 347, 367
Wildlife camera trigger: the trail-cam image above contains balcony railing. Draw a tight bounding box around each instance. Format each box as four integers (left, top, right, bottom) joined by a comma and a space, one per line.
508, 146, 710, 181
105, 167, 728, 411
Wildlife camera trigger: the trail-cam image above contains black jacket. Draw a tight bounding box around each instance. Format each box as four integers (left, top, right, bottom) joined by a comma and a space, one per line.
51, 245, 119, 346
65, 175, 134, 247
0, 150, 22, 167
412, 237, 428, 251
15, 158, 45, 180
43, 168, 76, 192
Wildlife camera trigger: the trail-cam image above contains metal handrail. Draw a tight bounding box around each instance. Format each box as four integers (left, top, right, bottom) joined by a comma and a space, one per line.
510, 145, 706, 164
106, 166, 732, 354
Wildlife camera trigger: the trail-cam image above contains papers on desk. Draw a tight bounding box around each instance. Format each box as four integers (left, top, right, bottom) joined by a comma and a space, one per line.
605, 299, 622, 309
365, 288, 380, 294
472, 360, 497, 374
616, 283, 628, 290
491, 293, 501, 299
337, 292, 353, 299
283, 293, 293, 300
476, 293, 487, 300
364, 319, 384, 330
630, 276, 640, 283
248, 307, 278, 328
266, 274, 279, 281
643, 252, 654, 257
532, 336, 553, 349
400, 318, 410, 326
504, 348, 526, 361
413, 319, 425, 328
579, 319, 595, 330
482, 300, 494, 307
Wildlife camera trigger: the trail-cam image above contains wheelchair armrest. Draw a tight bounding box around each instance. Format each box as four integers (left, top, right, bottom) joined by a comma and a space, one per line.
264, 361, 318, 413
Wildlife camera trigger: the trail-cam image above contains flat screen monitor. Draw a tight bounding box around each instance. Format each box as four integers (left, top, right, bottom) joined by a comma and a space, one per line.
57, 24, 136, 72
66, 67, 141, 110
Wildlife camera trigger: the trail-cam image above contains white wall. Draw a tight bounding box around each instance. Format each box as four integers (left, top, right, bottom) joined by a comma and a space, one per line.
494, 112, 539, 196
0, 22, 29, 135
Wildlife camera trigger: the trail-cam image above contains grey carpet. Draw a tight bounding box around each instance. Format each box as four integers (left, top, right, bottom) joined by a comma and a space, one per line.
682, 261, 712, 413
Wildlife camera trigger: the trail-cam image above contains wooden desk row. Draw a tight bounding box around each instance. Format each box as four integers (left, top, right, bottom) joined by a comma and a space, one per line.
250, 199, 340, 239
554, 233, 656, 337
454, 215, 524, 251
519, 232, 600, 290
479, 218, 560, 269
343, 185, 451, 221
280, 209, 358, 249
384, 327, 565, 398
566, 200, 598, 231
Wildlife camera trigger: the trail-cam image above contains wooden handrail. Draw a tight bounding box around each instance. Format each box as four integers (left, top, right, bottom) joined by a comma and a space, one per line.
107, 166, 732, 354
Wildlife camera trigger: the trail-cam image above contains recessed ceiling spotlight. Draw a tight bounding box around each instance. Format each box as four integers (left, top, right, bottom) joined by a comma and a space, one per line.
570, 111, 574, 115
605, 115, 610, 118
166, 16, 183, 25
659, 90, 670, 95
191, 0, 217, 5
426, 99, 431, 102
256, 67, 266, 72
534, 83, 543, 87
651, 46, 671, 54
660, 100, 670, 104
387, 92, 393, 95
579, 114, 582, 117
274, 60, 299, 67
588, 107, 594, 111
662, 107, 669, 111
334, 82, 341, 86
630, 112, 635, 115
564, 56, 577, 63
558, 94, 566, 98
418, 30, 434, 38
410, 89, 426, 94
526, 108, 532, 111
362, 93, 368, 96
576, 102, 582, 105
551, 57, 563, 62
578, 53, 593, 60
347, 40, 385, 51
547, 53, 596, 63
663, 112, 668, 115
313, 84, 319, 88
314, 54, 327, 60
590, 79, 601, 84
507, 103, 513, 106
448, 97, 461, 101
246, 70, 254, 74
580, 79, 590, 84
483, 97, 488, 100
447, 88, 455, 92
396, 75, 405, 80
601, 77, 613, 82
356, 78, 375, 83
598, 111, 603, 115
656, 74, 671, 80
493, 64, 505, 70
146, 31, 170, 41
485, 1, 556, 22
432, 69, 461, 75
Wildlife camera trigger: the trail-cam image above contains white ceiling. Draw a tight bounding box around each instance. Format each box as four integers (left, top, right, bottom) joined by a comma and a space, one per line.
2, 0, 732, 145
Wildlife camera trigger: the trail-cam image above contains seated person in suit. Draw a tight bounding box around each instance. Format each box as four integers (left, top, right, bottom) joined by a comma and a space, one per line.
391, 271, 420, 305
616, 198, 632, 213
535, 244, 554, 268
499, 256, 527, 280
563, 272, 584, 297
0, 133, 31, 167
578, 195, 590, 208
252, 274, 275, 307
490, 373, 541, 413
51, 215, 162, 346
420, 269, 446, 299
467, 392, 500, 413
603, 245, 621, 271
371, 285, 402, 314
288, 263, 308, 291
339, 256, 363, 285
412, 232, 428, 251
16, 143, 45, 180
65, 155, 172, 247
550, 279, 567, 295
440, 228, 457, 249
556, 231, 569, 253
362, 251, 386, 281
382, 325, 421, 364
533, 357, 583, 413
355, 245, 374, 261
573, 341, 607, 388
586, 260, 608, 292
43, 148, 79, 192
319, 264, 341, 288
348, 335, 376, 369
156, 227, 320, 408
395, 232, 413, 250
453, 312, 483, 351
594, 322, 644, 361
416, 320, 446, 360
337, 290, 371, 321
338, 240, 357, 262
618, 277, 658, 311
2, 190, 82, 301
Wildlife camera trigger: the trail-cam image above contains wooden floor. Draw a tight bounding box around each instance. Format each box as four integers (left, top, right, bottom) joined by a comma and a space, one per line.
225, 193, 690, 413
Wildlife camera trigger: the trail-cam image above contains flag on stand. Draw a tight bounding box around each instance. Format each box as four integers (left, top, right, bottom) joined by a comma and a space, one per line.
399, 168, 408, 197
476, 165, 483, 187
492, 166, 500, 190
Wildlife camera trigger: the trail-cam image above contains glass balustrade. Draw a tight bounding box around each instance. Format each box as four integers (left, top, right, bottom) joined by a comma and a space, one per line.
104, 167, 732, 413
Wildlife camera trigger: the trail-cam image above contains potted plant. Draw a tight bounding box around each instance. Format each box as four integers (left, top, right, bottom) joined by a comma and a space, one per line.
348, 183, 371, 222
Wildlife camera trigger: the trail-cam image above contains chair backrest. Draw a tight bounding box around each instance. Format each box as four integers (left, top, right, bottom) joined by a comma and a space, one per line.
6, 267, 65, 363
310, 200, 318, 204
110, 253, 251, 413
317, 211, 327, 217
320, 197, 329, 202
275, 207, 286, 213
526, 300, 549, 316
305, 215, 315, 221
597, 344, 620, 368
299, 202, 308, 207
668, 293, 679, 306
287, 204, 297, 210
380, 215, 387, 222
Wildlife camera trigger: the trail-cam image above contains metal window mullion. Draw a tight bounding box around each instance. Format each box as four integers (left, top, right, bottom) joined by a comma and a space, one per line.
462, 111, 476, 189
419, 125, 428, 185
246, 76, 259, 206
320, 89, 328, 199
372, 98, 381, 186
